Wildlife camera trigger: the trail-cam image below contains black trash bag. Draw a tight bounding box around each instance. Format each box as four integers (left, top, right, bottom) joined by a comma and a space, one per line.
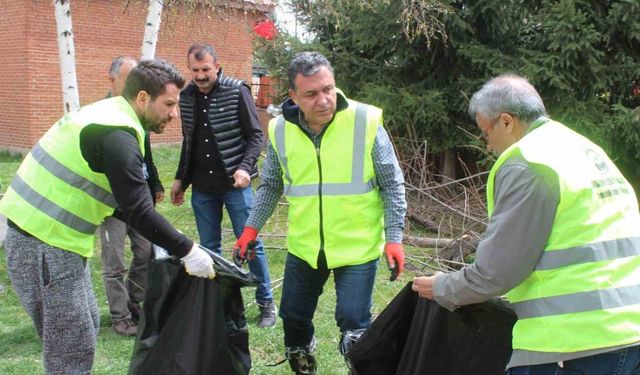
128, 245, 258, 375
346, 282, 517, 375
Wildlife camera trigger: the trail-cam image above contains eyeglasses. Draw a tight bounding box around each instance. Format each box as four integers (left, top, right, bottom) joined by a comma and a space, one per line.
480, 118, 499, 141
479, 112, 516, 141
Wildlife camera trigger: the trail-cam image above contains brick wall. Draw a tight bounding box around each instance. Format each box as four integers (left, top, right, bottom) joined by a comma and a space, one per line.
0, 1, 29, 152
0, 0, 266, 151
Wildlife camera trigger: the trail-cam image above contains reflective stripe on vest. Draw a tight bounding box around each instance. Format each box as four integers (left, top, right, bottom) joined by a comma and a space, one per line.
10, 174, 98, 234
535, 236, 640, 271
512, 283, 640, 320
273, 103, 375, 197
486, 118, 640, 353
30, 142, 116, 208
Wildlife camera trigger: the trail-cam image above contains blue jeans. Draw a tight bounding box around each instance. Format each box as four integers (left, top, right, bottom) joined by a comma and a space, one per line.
279, 251, 377, 348
191, 187, 273, 304
507, 346, 640, 375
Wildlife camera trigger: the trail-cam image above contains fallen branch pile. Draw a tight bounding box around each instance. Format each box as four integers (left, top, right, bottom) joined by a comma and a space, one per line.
399, 138, 490, 274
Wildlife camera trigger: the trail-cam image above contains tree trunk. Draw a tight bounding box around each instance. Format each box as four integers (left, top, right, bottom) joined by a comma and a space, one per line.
54, 0, 79, 113
441, 147, 456, 183
141, 0, 163, 60
404, 234, 479, 268
403, 234, 455, 248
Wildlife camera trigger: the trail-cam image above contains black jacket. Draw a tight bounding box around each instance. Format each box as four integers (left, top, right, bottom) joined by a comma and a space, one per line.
175, 70, 264, 190
144, 132, 164, 197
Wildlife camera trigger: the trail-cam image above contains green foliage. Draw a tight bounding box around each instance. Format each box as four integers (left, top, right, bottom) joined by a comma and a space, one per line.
257, 0, 640, 175
360, 83, 452, 144
254, 32, 320, 98
604, 106, 640, 185
0, 152, 23, 195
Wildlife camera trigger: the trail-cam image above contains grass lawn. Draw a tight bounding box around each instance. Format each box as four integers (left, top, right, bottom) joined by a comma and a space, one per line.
0, 144, 414, 375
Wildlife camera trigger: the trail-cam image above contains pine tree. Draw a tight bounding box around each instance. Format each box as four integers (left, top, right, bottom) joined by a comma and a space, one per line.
257, 0, 640, 181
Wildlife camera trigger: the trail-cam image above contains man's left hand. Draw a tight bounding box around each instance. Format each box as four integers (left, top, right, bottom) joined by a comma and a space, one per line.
384, 242, 405, 281
233, 169, 251, 188
155, 191, 165, 204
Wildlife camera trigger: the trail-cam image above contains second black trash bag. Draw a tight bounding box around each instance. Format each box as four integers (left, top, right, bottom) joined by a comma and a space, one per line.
346, 282, 517, 375
128, 245, 258, 375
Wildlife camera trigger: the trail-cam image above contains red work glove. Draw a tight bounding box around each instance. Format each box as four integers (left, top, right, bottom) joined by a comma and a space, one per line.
385, 242, 405, 281
233, 226, 258, 266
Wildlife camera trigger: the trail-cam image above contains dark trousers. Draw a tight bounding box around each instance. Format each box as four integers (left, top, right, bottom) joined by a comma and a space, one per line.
191, 186, 273, 304
508, 346, 640, 375
279, 251, 377, 348
99, 216, 151, 322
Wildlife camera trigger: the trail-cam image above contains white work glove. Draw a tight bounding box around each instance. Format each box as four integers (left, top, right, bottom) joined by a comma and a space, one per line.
181, 243, 216, 279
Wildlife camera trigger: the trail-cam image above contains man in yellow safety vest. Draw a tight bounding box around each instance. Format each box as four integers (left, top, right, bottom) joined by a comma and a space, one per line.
233, 51, 407, 374
0, 59, 215, 375
413, 74, 640, 374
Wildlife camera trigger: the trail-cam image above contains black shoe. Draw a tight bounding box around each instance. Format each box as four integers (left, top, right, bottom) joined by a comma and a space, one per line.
112, 318, 138, 337
128, 302, 143, 325
257, 301, 277, 328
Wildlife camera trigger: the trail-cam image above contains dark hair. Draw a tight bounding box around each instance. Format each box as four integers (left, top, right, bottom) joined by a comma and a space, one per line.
287, 51, 334, 90
122, 59, 185, 100
109, 56, 137, 77
187, 43, 218, 62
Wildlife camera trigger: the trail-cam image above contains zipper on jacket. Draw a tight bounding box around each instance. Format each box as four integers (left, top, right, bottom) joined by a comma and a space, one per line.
316, 144, 325, 252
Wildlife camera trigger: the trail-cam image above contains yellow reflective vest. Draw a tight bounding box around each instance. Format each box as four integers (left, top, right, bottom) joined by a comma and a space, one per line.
0, 97, 145, 257
487, 118, 640, 353
268, 97, 384, 269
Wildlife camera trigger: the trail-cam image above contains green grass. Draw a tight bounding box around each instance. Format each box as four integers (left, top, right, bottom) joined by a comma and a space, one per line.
0, 144, 413, 375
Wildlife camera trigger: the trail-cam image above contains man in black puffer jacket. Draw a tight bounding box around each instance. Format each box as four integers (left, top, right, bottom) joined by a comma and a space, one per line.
171, 43, 276, 328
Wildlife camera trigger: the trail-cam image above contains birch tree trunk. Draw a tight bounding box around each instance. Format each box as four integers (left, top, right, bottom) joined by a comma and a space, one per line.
54, 0, 80, 113
141, 0, 163, 60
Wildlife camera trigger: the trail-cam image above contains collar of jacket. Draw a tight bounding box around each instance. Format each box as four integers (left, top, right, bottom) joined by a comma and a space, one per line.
281, 89, 349, 126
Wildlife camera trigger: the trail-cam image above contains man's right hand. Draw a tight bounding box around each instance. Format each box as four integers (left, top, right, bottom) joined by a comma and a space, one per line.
233, 226, 258, 264
412, 274, 440, 299
181, 243, 215, 279
171, 179, 185, 206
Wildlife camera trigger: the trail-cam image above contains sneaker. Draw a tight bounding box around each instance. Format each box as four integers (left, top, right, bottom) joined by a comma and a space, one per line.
112, 318, 138, 336
286, 337, 317, 374
128, 302, 143, 325
257, 301, 277, 328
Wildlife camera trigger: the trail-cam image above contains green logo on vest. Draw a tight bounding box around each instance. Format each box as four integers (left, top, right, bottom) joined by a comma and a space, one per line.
586, 149, 609, 174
